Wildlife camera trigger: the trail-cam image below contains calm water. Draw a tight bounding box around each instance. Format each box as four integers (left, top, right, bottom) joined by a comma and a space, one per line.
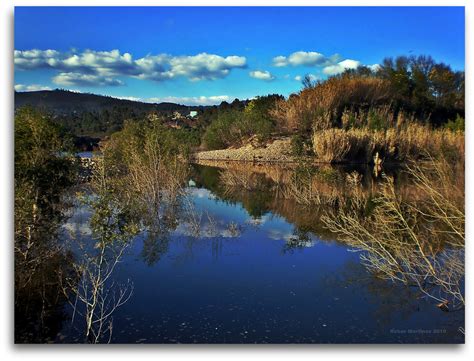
50, 163, 464, 343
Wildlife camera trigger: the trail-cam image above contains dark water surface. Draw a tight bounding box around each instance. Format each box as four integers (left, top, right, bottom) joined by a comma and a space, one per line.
47, 163, 465, 343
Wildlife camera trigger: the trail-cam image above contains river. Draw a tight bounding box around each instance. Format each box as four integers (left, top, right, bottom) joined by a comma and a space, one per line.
17, 162, 464, 343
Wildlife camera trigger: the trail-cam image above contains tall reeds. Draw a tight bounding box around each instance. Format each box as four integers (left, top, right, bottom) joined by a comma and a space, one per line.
312, 124, 464, 163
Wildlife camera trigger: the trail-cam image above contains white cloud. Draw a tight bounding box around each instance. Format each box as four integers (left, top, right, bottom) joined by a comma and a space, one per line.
167, 53, 247, 81
249, 70, 275, 81
115, 96, 142, 102
272, 51, 328, 67
272, 55, 288, 67
61, 49, 137, 76
15, 49, 247, 86
368, 64, 381, 72
52, 72, 124, 87
273, 51, 375, 77
288, 51, 326, 66
146, 95, 232, 106
323, 59, 361, 75
14, 84, 51, 92
14, 49, 60, 70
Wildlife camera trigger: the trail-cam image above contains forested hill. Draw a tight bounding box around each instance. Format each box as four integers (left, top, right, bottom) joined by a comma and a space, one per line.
14, 89, 201, 113
14, 89, 207, 137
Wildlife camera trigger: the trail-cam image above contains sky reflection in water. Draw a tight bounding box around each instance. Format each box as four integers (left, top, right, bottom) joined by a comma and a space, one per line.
60, 169, 464, 344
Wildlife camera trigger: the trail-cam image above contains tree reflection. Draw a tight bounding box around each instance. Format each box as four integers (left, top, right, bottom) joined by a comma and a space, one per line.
14, 108, 78, 343
322, 260, 428, 328
61, 160, 140, 343
192, 158, 464, 312
323, 157, 465, 311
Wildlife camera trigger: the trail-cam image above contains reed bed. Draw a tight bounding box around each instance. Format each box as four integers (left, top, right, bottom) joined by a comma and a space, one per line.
312, 124, 464, 163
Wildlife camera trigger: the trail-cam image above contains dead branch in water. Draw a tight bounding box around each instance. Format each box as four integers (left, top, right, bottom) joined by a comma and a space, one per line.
322, 156, 464, 310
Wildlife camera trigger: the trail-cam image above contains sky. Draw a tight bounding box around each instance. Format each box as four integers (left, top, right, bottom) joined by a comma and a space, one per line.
14, 6, 465, 105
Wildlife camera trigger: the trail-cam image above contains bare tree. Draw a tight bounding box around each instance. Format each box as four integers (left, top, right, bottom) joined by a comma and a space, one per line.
61, 159, 139, 343
323, 157, 465, 311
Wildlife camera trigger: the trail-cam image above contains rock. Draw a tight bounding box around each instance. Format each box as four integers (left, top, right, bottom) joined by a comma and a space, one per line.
194, 137, 295, 163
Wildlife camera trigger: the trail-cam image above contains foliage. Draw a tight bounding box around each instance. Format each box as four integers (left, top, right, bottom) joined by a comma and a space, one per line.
444, 114, 465, 132
201, 95, 282, 150
102, 117, 189, 228
201, 110, 242, 150
290, 134, 313, 156
15, 107, 78, 258
377, 55, 464, 124
14, 107, 78, 343
271, 76, 393, 133
272, 54, 464, 135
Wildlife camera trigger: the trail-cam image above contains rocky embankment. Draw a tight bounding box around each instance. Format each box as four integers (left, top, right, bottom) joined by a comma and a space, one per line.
193, 137, 297, 163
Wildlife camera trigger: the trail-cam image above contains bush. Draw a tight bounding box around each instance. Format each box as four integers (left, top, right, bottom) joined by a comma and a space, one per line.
290, 134, 313, 156
201, 95, 281, 150
444, 114, 465, 132
201, 110, 241, 150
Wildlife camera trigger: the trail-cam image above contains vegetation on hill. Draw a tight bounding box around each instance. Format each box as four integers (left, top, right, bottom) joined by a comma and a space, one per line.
201, 95, 283, 150
15, 89, 207, 137
270, 55, 464, 163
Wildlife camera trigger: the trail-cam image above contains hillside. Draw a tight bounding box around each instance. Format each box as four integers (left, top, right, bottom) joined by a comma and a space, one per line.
14, 89, 208, 137
14, 89, 202, 114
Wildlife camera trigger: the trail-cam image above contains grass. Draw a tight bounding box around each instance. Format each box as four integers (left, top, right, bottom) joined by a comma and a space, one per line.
312, 123, 464, 164
271, 76, 393, 133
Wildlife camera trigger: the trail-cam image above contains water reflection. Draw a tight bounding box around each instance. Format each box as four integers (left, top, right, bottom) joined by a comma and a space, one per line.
15, 168, 76, 343
16, 157, 464, 343
191, 160, 464, 313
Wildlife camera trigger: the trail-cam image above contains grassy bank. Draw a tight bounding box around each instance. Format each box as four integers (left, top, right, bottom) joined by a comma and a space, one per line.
312, 124, 464, 164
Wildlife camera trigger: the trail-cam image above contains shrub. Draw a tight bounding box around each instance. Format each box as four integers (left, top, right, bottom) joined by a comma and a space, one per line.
444, 114, 465, 132
201, 110, 241, 150
201, 95, 281, 150
290, 134, 313, 156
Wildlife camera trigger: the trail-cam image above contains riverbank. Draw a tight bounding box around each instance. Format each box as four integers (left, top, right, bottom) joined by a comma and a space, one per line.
193, 125, 464, 165
193, 137, 299, 163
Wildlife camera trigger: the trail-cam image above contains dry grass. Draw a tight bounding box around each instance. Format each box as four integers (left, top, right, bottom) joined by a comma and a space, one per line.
312, 124, 464, 163
271, 76, 393, 132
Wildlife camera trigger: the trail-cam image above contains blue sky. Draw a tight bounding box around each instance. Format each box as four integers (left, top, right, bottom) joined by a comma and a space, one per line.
14, 6, 465, 105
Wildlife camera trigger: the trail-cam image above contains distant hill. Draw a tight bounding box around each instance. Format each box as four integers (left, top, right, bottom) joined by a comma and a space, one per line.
14, 89, 202, 114
15, 89, 208, 137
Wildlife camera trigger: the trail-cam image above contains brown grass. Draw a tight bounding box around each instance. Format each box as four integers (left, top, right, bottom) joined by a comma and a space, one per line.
312, 124, 464, 163
271, 76, 393, 132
